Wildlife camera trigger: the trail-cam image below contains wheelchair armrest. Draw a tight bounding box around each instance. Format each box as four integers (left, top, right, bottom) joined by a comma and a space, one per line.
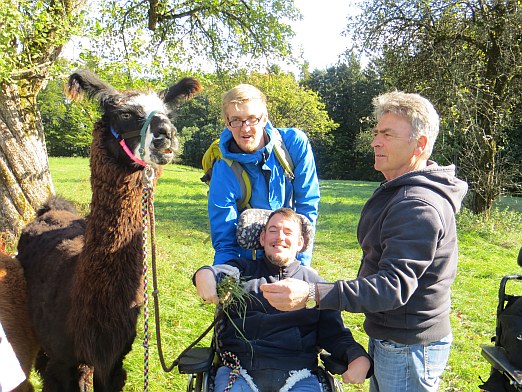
481, 345, 522, 385
320, 351, 347, 375
178, 347, 215, 374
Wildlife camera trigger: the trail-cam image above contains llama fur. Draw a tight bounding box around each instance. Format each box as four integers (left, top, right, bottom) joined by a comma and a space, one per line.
17, 70, 201, 391
0, 254, 39, 392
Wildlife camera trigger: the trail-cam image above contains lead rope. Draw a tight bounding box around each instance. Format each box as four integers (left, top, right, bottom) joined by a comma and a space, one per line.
141, 166, 155, 392
220, 351, 242, 392
140, 166, 220, 384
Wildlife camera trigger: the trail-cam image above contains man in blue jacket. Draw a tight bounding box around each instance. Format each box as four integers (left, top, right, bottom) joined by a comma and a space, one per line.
261, 92, 468, 392
195, 208, 371, 391
208, 84, 320, 266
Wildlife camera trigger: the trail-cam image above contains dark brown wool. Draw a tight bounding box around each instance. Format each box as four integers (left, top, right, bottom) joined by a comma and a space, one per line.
13, 70, 201, 391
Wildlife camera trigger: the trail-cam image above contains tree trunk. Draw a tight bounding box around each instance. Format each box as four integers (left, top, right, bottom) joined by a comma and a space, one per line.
0, 81, 54, 247
467, 131, 498, 217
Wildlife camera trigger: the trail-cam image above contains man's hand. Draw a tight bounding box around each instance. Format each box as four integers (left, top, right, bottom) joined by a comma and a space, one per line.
342, 356, 371, 385
260, 278, 309, 311
195, 268, 219, 305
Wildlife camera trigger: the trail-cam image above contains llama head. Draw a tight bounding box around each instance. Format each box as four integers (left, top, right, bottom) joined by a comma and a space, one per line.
66, 70, 202, 167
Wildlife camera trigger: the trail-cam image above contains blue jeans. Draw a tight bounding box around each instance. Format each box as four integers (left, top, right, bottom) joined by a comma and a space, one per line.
368, 334, 452, 392
213, 366, 322, 391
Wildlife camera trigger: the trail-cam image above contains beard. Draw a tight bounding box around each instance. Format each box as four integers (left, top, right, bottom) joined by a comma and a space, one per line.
266, 253, 293, 267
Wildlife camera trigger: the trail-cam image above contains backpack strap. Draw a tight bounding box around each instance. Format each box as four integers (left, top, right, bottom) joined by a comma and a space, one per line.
271, 128, 295, 181
271, 128, 295, 208
223, 158, 251, 212
201, 139, 222, 185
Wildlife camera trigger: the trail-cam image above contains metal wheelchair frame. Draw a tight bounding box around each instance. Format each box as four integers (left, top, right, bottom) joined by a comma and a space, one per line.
179, 346, 345, 392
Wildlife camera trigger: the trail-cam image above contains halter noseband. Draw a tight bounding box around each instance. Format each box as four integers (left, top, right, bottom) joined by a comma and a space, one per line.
110, 110, 159, 167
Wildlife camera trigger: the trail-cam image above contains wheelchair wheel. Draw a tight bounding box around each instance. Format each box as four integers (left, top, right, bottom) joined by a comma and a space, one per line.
186, 367, 215, 392
186, 372, 205, 392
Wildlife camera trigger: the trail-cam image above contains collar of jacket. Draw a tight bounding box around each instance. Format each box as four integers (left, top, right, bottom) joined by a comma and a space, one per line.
261, 256, 301, 278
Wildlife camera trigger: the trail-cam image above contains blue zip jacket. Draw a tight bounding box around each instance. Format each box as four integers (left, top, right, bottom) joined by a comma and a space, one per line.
208, 121, 320, 265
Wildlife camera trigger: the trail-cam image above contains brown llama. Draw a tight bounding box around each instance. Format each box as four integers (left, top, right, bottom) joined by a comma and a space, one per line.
0, 252, 39, 392
16, 70, 201, 391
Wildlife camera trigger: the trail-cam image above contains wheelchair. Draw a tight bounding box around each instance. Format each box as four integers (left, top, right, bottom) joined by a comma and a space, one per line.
178, 346, 345, 392
179, 209, 345, 391
480, 246, 522, 391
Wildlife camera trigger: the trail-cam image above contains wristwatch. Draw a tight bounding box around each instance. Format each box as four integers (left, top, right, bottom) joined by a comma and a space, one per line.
306, 282, 317, 309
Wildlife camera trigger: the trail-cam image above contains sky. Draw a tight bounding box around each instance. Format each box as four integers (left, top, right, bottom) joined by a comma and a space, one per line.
290, 0, 360, 71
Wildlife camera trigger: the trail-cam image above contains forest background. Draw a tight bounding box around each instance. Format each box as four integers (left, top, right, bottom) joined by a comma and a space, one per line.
1, 0, 522, 246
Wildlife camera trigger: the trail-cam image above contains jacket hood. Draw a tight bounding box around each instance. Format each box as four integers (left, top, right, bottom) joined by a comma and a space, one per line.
219, 120, 277, 164
382, 161, 468, 213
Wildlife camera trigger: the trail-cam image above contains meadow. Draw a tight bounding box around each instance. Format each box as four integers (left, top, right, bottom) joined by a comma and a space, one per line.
29, 157, 522, 391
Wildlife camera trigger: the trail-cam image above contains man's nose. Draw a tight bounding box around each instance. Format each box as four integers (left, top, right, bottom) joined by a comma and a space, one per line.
371, 135, 382, 147
274, 230, 286, 240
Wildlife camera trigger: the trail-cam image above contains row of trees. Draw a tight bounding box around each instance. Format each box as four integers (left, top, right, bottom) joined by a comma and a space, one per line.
2, 0, 521, 244
346, 0, 522, 214
38, 58, 384, 180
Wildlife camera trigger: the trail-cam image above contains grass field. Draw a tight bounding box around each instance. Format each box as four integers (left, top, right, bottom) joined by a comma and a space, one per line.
28, 157, 522, 391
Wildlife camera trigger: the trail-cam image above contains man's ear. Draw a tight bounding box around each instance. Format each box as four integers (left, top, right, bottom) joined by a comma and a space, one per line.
260, 112, 269, 127
415, 135, 428, 157
260, 230, 266, 247
297, 235, 304, 252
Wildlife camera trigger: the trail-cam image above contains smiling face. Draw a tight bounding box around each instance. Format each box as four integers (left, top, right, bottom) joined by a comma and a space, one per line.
225, 99, 268, 153
371, 112, 427, 181
260, 212, 304, 267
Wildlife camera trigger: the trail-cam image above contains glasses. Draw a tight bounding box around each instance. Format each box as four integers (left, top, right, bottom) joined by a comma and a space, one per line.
227, 116, 262, 128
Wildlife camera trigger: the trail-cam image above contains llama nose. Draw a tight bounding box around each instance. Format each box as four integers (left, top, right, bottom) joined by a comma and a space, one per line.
153, 120, 175, 139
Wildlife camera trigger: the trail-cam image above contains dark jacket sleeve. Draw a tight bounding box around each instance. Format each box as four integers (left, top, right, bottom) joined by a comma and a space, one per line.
316, 309, 372, 376
317, 198, 444, 313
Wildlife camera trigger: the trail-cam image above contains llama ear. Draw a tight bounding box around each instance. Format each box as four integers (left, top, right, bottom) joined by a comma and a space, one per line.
159, 77, 202, 104
65, 70, 118, 106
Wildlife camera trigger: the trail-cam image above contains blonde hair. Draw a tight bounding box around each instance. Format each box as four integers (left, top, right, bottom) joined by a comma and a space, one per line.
221, 84, 267, 120
373, 91, 439, 158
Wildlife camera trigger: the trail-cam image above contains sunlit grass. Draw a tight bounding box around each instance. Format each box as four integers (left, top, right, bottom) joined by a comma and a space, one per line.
31, 157, 522, 391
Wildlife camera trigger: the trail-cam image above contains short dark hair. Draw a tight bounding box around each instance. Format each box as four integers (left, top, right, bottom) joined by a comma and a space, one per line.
264, 208, 303, 236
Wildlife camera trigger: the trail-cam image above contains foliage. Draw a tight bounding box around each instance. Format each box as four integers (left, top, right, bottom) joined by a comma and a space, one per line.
43, 158, 522, 391
0, 1, 84, 83
0, 0, 87, 241
38, 76, 96, 157
39, 67, 337, 180
346, 0, 522, 215
302, 54, 385, 180
456, 207, 522, 248
180, 124, 221, 167
172, 69, 338, 175
82, 0, 301, 77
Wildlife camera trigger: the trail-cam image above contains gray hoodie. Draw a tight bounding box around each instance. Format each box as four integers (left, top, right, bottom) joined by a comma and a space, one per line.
317, 162, 468, 344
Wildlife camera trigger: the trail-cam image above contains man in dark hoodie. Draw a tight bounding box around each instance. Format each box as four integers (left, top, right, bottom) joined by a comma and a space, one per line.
195, 208, 371, 391
261, 92, 468, 392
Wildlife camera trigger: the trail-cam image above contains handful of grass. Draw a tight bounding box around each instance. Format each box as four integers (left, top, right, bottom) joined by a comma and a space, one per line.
216, 274, 258, 349
216, 274, 250, 314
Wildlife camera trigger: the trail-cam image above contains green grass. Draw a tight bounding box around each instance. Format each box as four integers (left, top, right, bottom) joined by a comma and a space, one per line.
30, 157, 522, 391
